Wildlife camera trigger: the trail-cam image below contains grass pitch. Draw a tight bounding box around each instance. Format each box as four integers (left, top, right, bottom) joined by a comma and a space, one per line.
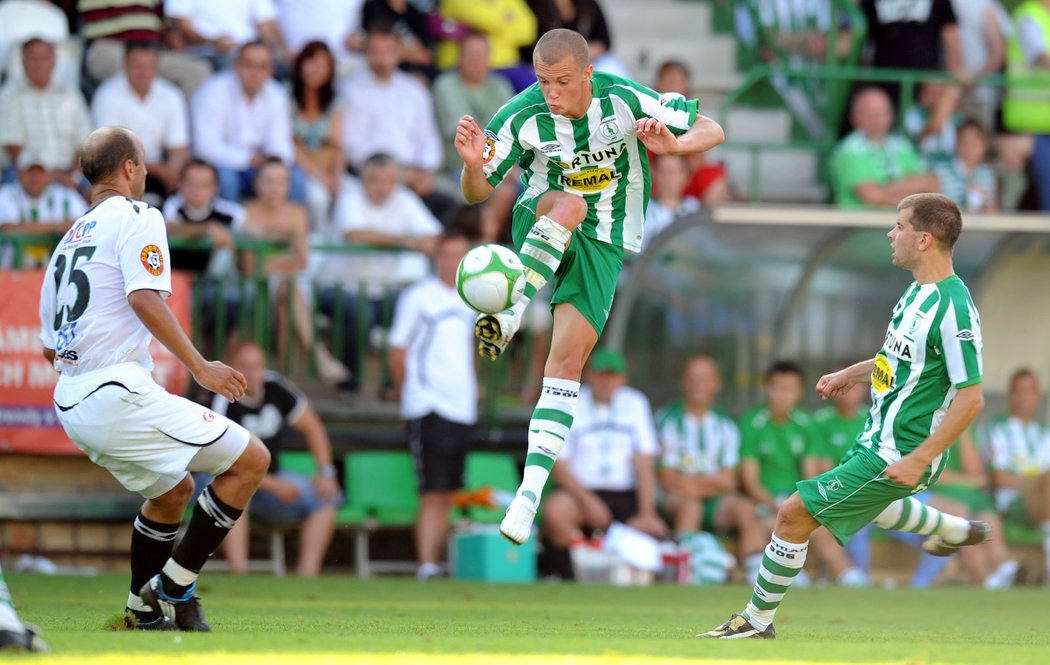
4, 573, 1049, 664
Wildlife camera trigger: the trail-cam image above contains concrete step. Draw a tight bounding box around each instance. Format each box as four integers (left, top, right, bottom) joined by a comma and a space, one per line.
724, 107, 792, 144
615, 36, 737, 88
606, 3, 713, 37
721, 149, 825, 203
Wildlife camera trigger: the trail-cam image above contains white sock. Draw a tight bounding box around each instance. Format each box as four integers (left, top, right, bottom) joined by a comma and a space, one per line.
161, 559, 198, 588
743, 534, 809, 630
126, 591, 152, 613
0, 603, 21, 631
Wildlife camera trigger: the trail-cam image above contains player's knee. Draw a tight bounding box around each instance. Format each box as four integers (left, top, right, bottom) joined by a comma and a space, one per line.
775, 493, 815, 534
238, 436, 271, 481
560, 194, 588, 224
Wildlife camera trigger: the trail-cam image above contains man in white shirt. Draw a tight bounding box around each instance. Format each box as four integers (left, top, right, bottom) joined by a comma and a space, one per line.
39, 126, 269, 631
340, 26, 442, 184
165, 0, 287, 70
0, 150, 87, 268
91, 41, 191, 203
986, 368, 1050, 578
542, 349, 667, 577
388, 229, 477, 580
190, 41, 305, 204
0, 38, 92, 190
320, 152, 441, 392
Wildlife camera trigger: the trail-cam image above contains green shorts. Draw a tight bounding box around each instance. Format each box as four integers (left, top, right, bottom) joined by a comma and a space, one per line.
512, 194, 624, 335
797, 445, 946, 546
930, 484, 996, 515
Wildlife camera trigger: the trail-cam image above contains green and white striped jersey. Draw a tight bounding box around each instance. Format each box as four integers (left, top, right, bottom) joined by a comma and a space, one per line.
983, 414, 1050, 476
860, 275, 983, 463
655, 401, 740, 475
481, 71, 699, 253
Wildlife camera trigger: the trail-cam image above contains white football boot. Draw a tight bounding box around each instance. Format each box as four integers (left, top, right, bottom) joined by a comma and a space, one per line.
499, 491, 538, 545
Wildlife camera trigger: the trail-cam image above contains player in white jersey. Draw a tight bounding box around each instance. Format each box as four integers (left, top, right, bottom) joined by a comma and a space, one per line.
700, 194, 990, 639
453, 28, 725, 546
38, 127, 270, 632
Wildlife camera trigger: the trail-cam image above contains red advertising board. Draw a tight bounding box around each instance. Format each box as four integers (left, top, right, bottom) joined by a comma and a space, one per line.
0, 270, 192, 454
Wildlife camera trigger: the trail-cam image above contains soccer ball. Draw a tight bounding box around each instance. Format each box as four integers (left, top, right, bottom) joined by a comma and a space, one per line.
456, 244, 526, 314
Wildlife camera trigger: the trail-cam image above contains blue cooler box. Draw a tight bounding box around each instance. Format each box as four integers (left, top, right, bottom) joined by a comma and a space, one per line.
452, 526, 536, 583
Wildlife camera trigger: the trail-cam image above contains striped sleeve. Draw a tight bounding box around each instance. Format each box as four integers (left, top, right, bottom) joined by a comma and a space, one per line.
986, 420, 1012, 471
654, 406, 676, 469
609, 80, 698, 135
481, 94, 534, 187
631, 390, 660, 456
938, 288, 983, 388
719, 415, 741, 470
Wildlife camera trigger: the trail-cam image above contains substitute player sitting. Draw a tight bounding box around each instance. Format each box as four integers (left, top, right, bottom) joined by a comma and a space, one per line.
699, 193, 990, 639
39, 127, 270, 631
453, 28, 725, 545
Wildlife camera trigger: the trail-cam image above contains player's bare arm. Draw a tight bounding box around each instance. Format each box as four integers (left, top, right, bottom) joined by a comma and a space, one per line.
42, 347, 56, 364
885, 383, 984, 487
816, 358, 876, 400
455, 115, 495, 204
636, 114, 725, 156
127, 289, 246, 402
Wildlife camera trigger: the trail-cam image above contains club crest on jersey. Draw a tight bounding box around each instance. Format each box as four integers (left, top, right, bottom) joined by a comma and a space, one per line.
482, 130, 497, 164
140, 244, 164, 276
599, 119, 621, 141
560, 167, 618, 193
202, 410, 215, 422
872, 354, 894, 394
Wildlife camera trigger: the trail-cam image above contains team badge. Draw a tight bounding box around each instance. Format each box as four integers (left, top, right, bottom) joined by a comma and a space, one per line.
202, 410, 215, 422
482, 130, 498, 164
600, 120, 621, 141
140, 244, 164, 276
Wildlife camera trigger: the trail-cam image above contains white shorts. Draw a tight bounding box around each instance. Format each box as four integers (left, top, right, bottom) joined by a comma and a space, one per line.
54, 363, 250, 499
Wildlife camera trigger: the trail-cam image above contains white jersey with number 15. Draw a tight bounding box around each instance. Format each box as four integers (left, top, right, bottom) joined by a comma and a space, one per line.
38, 196, 172, 377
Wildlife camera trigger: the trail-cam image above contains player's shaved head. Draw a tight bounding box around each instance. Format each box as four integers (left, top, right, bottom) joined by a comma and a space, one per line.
80, 126, 141, 184
533, 28, 590, 68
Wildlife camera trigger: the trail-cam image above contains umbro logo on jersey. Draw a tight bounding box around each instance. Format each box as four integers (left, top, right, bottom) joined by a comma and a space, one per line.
955, 330, 976, 340
540, 142, 560, 155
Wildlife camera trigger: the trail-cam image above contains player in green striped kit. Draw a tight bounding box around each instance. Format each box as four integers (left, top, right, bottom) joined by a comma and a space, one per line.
700, 193, 990, 639
453, 28, 725, 544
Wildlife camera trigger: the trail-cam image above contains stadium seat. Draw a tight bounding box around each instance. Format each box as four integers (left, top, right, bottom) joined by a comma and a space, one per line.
460, 452, 520, 524
337, 451, 420, 578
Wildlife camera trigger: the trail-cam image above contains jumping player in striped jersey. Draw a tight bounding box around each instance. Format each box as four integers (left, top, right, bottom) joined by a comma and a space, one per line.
700, 193, 991, 639
453, 28, 725, 545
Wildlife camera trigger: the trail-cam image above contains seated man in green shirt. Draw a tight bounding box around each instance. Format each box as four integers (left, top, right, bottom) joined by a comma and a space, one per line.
739, 361, 867, 586
831, 86, 939, 210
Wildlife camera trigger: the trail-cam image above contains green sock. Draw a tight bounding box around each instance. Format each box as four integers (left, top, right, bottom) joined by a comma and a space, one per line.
518, 377, 580, 503
873, 497, 969, 542
742, 535, 808, 630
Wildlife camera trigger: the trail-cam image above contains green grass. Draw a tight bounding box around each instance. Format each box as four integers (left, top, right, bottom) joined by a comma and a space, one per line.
4, 573, 1050, 664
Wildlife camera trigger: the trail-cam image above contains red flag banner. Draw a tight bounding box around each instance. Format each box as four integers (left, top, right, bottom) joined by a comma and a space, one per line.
0, 270, 193, 454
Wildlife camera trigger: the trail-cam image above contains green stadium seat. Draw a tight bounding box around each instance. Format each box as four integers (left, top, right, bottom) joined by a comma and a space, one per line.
460, 452, 520, 524
1004, 520, 1044, 547
277, 450, 317, 476
337, 451, 420, 577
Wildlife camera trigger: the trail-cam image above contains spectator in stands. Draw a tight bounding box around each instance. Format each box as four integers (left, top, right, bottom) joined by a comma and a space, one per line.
191, 41, 305, 205
388, 229, 477, 580
950, 0, 1010, 130
653, 60, 729, 207
830, 87, 938, 209
433, 32, 515, 176
274, 0, 364, 77
656, 355, 769, 583
542, 349, 667, 578
321, 152, 441, 393
79, 0, 212, 97
163, 159, 243, 276
0, 149, 86, 267
166, 0, 289, 71
91, 41, 191, 204
935, 120, 999, 213
204, 341, 343, 577
1003, 0, 1050, 212
435, 0, 537, 91
340, 26, 443, 183
927, 431, 1020, 589
291, 40, 345, 233
0, 38, 91, 190
986, 368, 1050, 583
860, 0, 965, 106
739, 361, 867, 586
239, 157, 348, 384
643, 155, 700, 250
358, 0, 435, 75
903, 81, 961, 169
527, 0, 629, 81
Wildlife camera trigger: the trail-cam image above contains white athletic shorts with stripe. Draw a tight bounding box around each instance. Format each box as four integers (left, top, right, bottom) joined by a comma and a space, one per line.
54, 362, 250, 499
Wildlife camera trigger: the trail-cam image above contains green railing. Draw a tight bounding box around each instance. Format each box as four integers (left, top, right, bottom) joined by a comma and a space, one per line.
1, 233, 539, 424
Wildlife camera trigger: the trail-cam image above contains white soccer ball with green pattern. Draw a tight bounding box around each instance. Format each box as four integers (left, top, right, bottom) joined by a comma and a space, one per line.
456, 244, 526, 314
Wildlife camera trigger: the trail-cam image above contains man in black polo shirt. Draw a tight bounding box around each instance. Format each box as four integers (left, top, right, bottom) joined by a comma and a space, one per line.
202, 341, 342, 577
